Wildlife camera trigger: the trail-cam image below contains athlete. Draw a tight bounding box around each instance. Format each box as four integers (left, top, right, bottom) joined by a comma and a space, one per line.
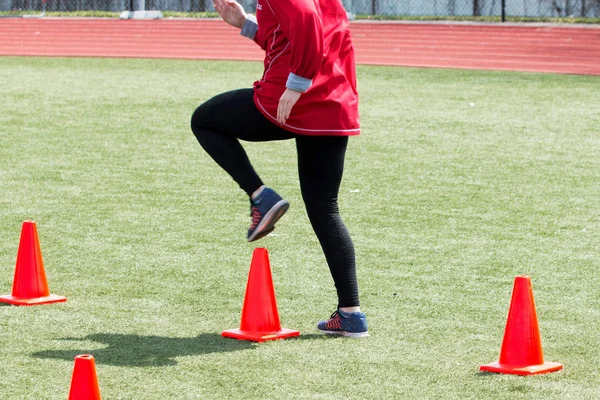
191, 0, 368, 337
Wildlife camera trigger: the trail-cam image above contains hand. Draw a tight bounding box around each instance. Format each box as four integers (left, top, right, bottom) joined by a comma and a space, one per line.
277, 88, 302, 125
213, 0, 247, 29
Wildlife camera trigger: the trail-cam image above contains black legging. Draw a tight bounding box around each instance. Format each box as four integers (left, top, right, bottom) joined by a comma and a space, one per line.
191, 89, 359, 308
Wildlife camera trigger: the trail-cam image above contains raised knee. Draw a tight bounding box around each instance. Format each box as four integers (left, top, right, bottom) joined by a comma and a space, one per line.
190, 103, 210, 135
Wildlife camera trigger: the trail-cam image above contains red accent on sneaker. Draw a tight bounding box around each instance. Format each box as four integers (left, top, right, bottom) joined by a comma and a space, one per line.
249, 205, 261, 230
324, 312, 342, 330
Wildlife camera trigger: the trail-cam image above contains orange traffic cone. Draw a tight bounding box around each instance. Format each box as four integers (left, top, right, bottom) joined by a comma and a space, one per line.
480, 275, 563, 375
68, 355, 102, 400
0, 221, 66, 306
222, 248, 300, 342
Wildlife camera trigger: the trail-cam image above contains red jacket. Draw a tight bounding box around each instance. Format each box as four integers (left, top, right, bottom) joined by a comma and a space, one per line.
249, 0, 360, 136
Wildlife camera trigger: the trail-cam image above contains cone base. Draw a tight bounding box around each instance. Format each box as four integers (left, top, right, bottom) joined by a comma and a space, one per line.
0, 293, 66, 306
480, 361, 563, 376
222, 328, 300, 342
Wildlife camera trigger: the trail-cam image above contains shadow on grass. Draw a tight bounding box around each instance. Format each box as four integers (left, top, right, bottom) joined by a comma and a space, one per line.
32, 332, 255, 367
289, 333, 346, 341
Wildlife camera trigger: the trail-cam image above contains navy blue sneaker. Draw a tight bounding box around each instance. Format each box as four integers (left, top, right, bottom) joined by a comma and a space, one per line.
247, 187, 289, 242
317, 310, 369, 338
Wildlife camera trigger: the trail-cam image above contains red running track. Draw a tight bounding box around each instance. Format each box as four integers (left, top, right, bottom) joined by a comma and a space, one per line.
1, 18, 599, 75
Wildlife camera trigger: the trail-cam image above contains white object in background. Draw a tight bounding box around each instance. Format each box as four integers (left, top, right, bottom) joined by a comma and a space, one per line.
119, 10, 163, 19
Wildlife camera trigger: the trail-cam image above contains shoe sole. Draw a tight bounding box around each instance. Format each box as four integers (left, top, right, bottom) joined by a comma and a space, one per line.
318, 330, 370, 338
247, 200, 290, 242
249, 227, 275, 242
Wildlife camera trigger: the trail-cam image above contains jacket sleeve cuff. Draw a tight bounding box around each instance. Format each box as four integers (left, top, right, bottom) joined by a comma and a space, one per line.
240, 14, 258, 40
286, 72, 313, 93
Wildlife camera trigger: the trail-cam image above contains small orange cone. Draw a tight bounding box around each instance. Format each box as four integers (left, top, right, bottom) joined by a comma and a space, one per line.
68, 355, 102, 400
0, 221, 66, 305
480, 275, 563, 375
222, 248, 300, 342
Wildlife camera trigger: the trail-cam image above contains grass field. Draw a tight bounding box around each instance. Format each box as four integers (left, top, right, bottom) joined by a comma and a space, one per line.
0, 56, 599, 399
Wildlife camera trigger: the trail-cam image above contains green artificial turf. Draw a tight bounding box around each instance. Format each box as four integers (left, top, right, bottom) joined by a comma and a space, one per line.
0, 56, 599, 399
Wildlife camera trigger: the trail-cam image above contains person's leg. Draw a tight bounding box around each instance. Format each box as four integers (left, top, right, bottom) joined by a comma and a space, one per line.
295, 135, 360, 308
191, 89, 294, 241
296, 135, 368, 337
190, 88, 294, 196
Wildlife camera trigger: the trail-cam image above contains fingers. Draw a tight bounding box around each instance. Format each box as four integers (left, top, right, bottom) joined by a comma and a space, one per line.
214, 0, 246, 27
277, 101, 288, 125
214, 0, 234, 12
277, 99, 293, 125
213, 0, 222, 13
277, 97, 284, 124
277, 89, 302, 125
213, 0, 226, 14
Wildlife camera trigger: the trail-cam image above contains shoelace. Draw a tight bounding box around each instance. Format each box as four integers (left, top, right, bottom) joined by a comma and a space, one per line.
249, 205, 261, 230
325, 311, 342, 330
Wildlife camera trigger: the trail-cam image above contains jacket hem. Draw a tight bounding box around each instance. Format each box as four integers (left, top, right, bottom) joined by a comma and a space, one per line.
254, 95, 361, 136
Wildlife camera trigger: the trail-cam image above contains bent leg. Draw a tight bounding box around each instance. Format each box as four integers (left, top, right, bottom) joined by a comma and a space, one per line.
190, 88, 294, 196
